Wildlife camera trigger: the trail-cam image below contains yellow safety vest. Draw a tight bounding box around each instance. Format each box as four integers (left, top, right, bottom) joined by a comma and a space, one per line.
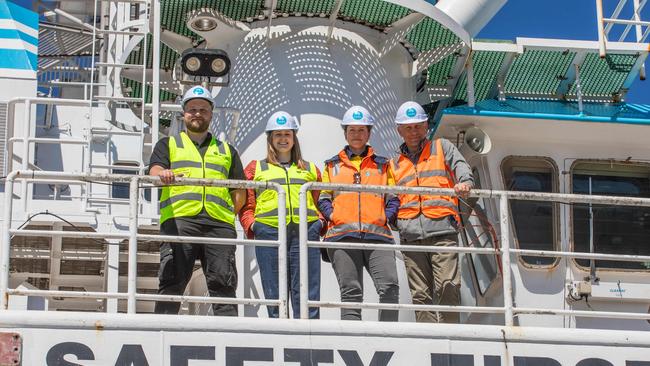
253, 160, 319, 227
159, 132, 235, 225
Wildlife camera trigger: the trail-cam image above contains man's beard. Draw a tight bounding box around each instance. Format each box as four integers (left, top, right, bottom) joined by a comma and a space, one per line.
186, 118, 209, 133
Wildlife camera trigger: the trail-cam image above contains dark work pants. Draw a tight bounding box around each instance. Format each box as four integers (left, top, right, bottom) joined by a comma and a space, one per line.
327, 238, 399, 321
154, 219, 238, 316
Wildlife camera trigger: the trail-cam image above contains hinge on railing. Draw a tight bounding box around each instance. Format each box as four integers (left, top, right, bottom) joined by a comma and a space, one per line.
0, 333, 21, 365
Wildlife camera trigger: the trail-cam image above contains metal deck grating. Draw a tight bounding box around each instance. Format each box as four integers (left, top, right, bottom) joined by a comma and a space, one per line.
426, 54, 457, 86
161, 0, 264, 38
339, 0, 411, 27
276, 0, 336, 15
567, 53, 638, 100
504, 49, 575, 96
453, 50, 507, 102
405, 17, 460, 52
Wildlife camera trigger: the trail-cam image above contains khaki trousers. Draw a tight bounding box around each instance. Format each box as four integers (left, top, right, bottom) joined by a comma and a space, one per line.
402, 234, 460, 323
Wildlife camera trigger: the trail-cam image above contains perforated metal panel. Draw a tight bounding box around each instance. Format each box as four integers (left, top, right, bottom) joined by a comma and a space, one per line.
0, 103, 7, 176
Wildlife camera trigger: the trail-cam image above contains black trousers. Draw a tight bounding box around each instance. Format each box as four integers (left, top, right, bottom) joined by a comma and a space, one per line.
154, 219, 238, 316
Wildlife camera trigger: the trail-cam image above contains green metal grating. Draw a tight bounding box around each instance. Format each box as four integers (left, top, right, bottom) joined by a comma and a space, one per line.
161, 0, 264, 38
405, 17, 460, 52
276, 0, 336, 15
453, 50, 507, 102
339, 0, 411, 27
504, 49, 575, 96
567, 53, 637, 99
426, 53, 457, 86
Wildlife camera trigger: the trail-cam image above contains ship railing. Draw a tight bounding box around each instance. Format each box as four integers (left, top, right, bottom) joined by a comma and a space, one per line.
1, 170, 292, 317
298, 182, 650, 325
2, 97, 240, 217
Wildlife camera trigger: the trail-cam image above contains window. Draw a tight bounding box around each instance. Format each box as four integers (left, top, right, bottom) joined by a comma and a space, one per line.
501, 157, 559, 267
462, 168, 498, 295
112, 164, 151, 201
572, 161, 650, 270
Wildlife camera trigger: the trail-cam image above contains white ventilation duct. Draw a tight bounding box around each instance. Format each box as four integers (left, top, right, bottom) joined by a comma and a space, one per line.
436, 0, 507, 37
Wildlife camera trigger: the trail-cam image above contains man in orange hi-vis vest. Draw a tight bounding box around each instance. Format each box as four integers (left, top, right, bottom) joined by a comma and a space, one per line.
389, 101, 473, 323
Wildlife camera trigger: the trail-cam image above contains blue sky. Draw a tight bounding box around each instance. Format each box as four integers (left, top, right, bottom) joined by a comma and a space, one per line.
479, 0, 649, 104
10, 0, 649, 103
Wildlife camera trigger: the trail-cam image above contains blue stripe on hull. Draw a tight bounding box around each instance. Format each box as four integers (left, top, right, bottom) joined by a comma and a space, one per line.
0, 48, 36, 70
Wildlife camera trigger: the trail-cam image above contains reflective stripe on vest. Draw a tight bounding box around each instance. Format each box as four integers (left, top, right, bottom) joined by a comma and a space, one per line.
324, 147, 393, 240
159, 132, 234, 225
253, 160, 319, 227
390, 139, 459, 222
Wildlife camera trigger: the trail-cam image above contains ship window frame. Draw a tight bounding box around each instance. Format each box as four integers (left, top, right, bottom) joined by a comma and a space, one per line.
569, 159, 650, 272
500, 156, 561, 269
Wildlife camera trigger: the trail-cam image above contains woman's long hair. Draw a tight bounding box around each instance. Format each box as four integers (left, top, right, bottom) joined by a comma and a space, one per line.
266, 131, 308, 170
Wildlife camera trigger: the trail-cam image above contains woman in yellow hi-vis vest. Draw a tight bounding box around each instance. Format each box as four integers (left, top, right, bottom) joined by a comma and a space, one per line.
239, 111, 324, 318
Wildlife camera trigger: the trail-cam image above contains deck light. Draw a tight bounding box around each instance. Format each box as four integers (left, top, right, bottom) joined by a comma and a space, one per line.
181, 49, 230, 78
189, 11, 218, 32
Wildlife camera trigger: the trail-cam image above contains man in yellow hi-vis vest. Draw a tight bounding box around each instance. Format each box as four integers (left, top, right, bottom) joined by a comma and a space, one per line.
149, 85, 246, 316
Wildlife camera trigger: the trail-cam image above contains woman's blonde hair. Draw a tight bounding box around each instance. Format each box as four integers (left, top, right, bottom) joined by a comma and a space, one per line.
266, 130, 308, 170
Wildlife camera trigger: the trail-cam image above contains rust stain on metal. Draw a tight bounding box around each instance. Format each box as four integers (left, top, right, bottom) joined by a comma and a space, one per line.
95, 321, 105, 331
0, 332, 21, 365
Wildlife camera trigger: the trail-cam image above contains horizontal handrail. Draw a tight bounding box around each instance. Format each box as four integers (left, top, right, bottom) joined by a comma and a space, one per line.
298, 181, 650, 324
2, 171, 289, 317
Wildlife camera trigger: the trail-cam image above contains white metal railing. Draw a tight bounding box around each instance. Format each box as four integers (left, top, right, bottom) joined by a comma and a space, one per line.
298, 182, 650, 324
4, 171, 650, 325
1, 171, 290, 317
2, 97, 242, 216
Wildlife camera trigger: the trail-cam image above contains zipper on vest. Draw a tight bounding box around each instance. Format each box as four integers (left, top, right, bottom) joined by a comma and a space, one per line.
283, 166, 292, 224
412, 161, 426, 234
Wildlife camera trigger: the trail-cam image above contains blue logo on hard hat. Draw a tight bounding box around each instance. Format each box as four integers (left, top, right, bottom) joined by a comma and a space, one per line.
276, 116, 287, 125
193, 87, 204, 95
406, 107, 417, 118
352, 111, 363, 120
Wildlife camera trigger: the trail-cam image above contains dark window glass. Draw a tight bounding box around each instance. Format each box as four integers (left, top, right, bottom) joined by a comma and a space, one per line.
112, 168, 151, 201
502, 158, 558, 266
573, 168, 650, 270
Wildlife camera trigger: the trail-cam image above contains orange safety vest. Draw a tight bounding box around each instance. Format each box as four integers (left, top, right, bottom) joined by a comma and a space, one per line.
390, 139, 460, 222
324, 147, 393, 241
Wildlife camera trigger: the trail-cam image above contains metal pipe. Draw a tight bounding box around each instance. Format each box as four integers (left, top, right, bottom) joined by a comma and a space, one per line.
604, 0, 628, 35
312, 301, 504, 314
499, 193, 514, 326
596, 0, 607, 57
21, 100, 31, 213
127, 177, 139, 313
633, 0, 647, 79
0, 172, 18, 309
515, 307, 650, 320
466, 52, 476, 107
151, 0, 161, 216
276, 188, 288, 318
603, 17, 650, 26
298, 185, 309, 319
307, 240, 497, 254
135, 293, 279, 306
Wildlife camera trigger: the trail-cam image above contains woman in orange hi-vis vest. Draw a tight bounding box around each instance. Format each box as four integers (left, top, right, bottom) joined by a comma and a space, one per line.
318, 106, 400, 321
389, 101, 473, 324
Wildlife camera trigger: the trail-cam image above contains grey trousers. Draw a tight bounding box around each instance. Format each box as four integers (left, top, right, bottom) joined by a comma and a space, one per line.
402, 234, 460, 323
328, 239, 399, 321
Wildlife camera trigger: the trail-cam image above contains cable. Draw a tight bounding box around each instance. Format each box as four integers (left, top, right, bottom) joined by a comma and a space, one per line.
11, 211, 122, 246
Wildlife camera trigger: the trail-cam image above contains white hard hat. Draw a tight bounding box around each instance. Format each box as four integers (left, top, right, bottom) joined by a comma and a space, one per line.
394, 101, 428, 124
342, 105, 375, 126
265, 111, 300, 132
182, 85, 214, 109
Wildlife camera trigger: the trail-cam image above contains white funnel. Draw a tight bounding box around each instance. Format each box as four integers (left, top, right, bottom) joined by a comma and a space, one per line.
436, 0, 507, 37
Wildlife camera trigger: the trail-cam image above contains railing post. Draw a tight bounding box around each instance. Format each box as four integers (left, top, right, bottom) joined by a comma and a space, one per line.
276, 187, 288, 318
127, 176, 140, 313
21, 101, 31, 213
298, 183, 311, 319
499, 193, 514, 326
0, 172, 17, 309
